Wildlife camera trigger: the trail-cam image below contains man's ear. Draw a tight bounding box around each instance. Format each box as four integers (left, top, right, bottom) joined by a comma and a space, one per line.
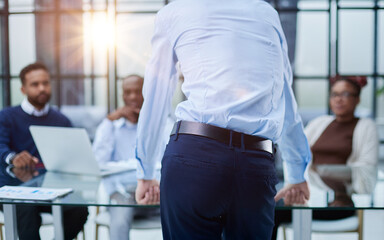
21, 85, 26, 95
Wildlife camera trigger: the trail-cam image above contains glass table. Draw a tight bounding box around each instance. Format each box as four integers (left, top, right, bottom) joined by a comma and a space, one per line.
0, 169, 159, 240
274, 164, 384, 240
1, 166, 383, 240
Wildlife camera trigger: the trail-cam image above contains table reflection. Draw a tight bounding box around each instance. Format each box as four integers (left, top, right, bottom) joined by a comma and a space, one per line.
311, 164, 354, 207
0, 168, 162, 207
274, 165, 379, 210
0, 166, 381, 208
0, 164, 380, 212
100, 170, 138, 205
11, 167, 41, 183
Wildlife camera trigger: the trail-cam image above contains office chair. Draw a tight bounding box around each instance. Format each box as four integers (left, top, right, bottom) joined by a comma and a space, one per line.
281, 209, 363, 240
0, 211, 85, 240
94, 206, 161, 240
0, 211, 54, 240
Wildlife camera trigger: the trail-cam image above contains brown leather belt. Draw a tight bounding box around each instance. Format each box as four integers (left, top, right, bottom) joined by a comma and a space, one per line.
170, 121, 274, 154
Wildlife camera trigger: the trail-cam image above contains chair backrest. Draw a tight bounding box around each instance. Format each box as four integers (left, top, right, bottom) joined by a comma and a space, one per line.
94, 206, 162, 230
132, 215, 162, 229
281, 210, 363, 240
60, 105, 107, 141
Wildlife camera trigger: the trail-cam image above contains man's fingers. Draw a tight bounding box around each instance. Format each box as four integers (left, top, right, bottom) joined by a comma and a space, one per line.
136, 179, 160, 205
29, 157, 37, 169
300, 192, 306, 204
285, 188, 307, 205
126, 113, 139, 123
286, 189, 294, 205
154, 186, 160, 203
151, 186, 160, 204
121, 106, 140, 123
18, 151, 28, 157
143, 186, 160, 205
303, 189, 310, 200
24, 157, 33, 169
32, 157, 39, 164
299, 181, 310, 200
13, 151, 36, 168
25, 156, 33, 169
147, 186, 154, 203
135, 189, 147, 204
275, 182, 310, 206
139, 190, 159, 205
283, 189, 297, 206
274, 188, 287, 202
20, 151, 33, 159
138, 192, 150, 204
293, 188, 301, 204
14, 156, 27, 168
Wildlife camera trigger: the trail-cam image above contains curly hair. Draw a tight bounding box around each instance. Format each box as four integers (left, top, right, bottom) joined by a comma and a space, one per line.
330, 75, 367, 96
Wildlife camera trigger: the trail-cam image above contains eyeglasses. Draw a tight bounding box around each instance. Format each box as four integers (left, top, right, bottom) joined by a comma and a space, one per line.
330, 91, 358, 99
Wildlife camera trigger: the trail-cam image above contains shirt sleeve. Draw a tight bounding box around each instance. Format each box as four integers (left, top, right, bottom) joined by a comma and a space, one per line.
275, 24, 312, 184
5, 152, 16, 165
92, 118, 116, 165
0, 111, 14, 166
135, 12, 179, 180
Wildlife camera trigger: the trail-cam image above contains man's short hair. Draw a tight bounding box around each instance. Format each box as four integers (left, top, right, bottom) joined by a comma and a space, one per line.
124, 74, 144, 81
19, 62, 49, 85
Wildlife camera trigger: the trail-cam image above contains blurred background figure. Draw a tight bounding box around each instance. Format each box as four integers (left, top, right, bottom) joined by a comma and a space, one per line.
272, 76, 379, 240
93, 74, 144, 167
0, 62, 88, 240
93, 74, 164, 240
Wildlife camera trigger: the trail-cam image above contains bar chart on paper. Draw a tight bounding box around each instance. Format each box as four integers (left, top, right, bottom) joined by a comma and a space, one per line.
0, 186, 72, 201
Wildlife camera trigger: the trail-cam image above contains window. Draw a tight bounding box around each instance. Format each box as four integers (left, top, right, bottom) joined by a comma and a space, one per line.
1, 0, 383, 147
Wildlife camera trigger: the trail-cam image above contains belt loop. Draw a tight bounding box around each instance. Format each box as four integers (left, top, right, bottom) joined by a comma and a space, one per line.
174, 121, 182, 141
240, 134, 245, 153
229, 130, 233, 149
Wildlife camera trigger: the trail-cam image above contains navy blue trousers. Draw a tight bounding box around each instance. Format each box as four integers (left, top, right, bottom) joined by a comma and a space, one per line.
160, 134, 278, 240
15, 205, 88, 240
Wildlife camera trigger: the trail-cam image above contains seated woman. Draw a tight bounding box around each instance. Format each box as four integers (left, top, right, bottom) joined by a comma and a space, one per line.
272, 75, 379, 240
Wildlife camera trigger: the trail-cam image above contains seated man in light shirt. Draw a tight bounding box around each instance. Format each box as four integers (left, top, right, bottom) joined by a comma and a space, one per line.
93, 75, 144, 167
93, 74, 162, 240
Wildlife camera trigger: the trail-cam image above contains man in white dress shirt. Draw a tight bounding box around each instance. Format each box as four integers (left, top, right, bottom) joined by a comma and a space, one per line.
135, 0, 311, 239
93, 75, 156, 240
93, 75, 144, 166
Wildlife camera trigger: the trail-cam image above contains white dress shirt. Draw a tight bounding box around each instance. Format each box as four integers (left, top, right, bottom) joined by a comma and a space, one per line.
136, 0, 311, 184
21, 98, 50, 117
93, 118, 137, 166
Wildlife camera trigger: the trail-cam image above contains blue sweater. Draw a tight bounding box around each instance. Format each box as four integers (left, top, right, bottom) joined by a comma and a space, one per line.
0, 106, 71, 186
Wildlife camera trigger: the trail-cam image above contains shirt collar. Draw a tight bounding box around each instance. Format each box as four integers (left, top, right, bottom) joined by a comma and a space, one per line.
21, 98, 50, 117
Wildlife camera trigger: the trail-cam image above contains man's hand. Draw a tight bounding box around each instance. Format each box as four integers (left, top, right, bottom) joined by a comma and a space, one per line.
12, 167, 39, 182
274, 181, 310, 205
11, 151, 39, 169
107, 106, 141, 123
135, 179, 160, 205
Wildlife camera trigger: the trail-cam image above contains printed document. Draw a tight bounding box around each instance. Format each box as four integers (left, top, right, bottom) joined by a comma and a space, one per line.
0, 186, 73, 201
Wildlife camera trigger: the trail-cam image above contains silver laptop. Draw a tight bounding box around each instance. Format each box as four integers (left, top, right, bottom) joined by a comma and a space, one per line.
30, 126, 135, 176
